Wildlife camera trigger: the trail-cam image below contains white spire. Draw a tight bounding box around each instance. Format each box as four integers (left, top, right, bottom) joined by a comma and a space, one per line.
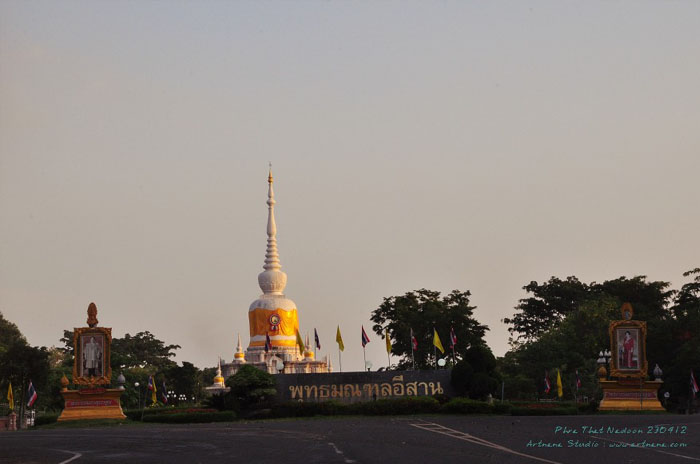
258, 165, 288, 295
237, 334, 243, 352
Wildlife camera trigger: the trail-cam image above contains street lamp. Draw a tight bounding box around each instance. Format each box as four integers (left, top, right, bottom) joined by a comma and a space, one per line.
134, 382, 140, 410
597, 350, 612, 380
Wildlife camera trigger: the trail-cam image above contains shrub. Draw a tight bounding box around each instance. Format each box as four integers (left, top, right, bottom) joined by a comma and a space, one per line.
226, 365, 277, 412
35, 414, 59, 426
124, 407, 217, 421
510, 407, 577, 416
349, 397, 440, 416
442, 398, 493, 414
270, 397, 440, 418
142, 411, 236, 423
451, 361, 474, 396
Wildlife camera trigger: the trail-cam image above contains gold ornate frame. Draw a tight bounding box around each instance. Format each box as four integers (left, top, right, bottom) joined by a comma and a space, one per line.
608, 320, 647, 379
73, 327, 113, 386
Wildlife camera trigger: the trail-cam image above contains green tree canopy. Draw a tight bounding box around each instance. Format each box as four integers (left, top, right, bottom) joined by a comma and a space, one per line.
0, 314, 50, 413
501, 272, 688, 403
111, 331, 181, 371
0, 311, 27, 356
370, 288, 488, 369
504, 275, 673, 343
226, 364, 276, 412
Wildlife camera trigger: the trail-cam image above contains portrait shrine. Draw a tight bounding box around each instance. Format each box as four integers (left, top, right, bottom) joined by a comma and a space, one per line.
57, 303, 126, 421
597, 303, 664, 411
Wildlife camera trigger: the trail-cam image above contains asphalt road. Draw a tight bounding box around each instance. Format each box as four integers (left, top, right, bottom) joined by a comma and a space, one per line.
1, 414, 699, 464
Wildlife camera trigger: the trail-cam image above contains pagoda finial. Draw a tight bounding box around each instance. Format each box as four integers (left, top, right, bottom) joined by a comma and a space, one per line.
234, 334, 246, 362
258, 165, 287, 295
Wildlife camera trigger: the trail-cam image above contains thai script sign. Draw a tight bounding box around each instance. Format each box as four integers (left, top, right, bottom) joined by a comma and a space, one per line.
65, 399, 119, 408
274, 369, 453, 403
604, 391, 657, 400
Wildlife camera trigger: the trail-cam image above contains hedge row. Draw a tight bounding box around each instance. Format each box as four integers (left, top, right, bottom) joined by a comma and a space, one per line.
37, 398, 595, 427
124, 407, 218, 421
35, 414, 60, 426
269, 397, 595, 418
442, 398, 512, 415
142, 411, 236, 423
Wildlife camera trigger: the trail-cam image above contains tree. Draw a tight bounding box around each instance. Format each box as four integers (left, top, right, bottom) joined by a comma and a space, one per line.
451, 344, 501, 399
225, 365, 276, 413
111, 331, 180, 371
504, 275, 673, 343
0, 312, 27, 355
164, 361, 201, 404
370, 289, 488, 369
0, 313, 51, 415
501, 273, 678, 402
663, 269, 700, 411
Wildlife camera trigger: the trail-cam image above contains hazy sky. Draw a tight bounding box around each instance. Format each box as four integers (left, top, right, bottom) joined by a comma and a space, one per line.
2, 1, 699, 372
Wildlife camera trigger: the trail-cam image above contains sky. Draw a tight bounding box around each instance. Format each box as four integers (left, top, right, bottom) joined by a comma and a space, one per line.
1, 1, 699, 372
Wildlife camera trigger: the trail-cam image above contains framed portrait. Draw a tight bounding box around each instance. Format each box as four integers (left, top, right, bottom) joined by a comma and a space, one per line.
73, 327, 113, 386
608, 320, 647, 379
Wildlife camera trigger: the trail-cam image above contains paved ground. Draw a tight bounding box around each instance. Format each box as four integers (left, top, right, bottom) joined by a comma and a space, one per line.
1, 414, 699, 464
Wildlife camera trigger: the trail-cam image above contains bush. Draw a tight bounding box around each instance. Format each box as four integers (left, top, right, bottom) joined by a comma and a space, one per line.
350, 397, 440, 416
271, 400, 345, 418
451, 361, 474, 396
35, 413, 59, 426
142, 411, 236, 424
226, 365, 277, 412
442, 398, 492, 414
577, 401, 598, 414
510, 407, 577, 416
124, 407, 217, 421
270, 397, 441, 418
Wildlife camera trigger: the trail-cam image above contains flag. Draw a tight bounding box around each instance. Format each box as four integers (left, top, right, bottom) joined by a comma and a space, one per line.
161, 381, 168, 404
148, 375, 157, 405
556, 369, 563, 398
314, 328, 321, 350
361, 326, 370, 347
576, 370, 582, 389
691, 370, 700, 398
450, 327, 457, 349
27, 381, 38, 408
433, 328, 445, 354
544, 370, 551, 394
296, 329, 306, 353
336, 325, 345, 352
265, 333, 272, 353
7, 383, 13, 410
385, 328, 392, 354
410, 328, 418, 351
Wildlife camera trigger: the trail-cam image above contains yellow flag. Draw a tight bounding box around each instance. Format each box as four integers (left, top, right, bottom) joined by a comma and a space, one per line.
336, 325, 344, 352
385, 329, 392, 354
296, 329, 306, 353
7, 383, 13, 410
433, 329, 445, 354
556, 369, 563, 398
151, 379, 158, 406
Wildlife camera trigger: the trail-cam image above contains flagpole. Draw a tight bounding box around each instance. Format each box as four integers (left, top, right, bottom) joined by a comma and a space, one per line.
451, 344, 456, 366
434, 343, 437, 370
363, 346, 367, 371
339, 348, 342, 372
410, 331, 415, 370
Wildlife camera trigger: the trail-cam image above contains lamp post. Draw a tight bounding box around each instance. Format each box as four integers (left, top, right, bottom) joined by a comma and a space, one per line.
134, 382, 140, 410
597, 350, 612, 380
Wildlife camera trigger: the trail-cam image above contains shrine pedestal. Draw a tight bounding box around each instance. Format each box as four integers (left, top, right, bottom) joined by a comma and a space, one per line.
598, 379, 665, 411
58, 388, 126, 421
